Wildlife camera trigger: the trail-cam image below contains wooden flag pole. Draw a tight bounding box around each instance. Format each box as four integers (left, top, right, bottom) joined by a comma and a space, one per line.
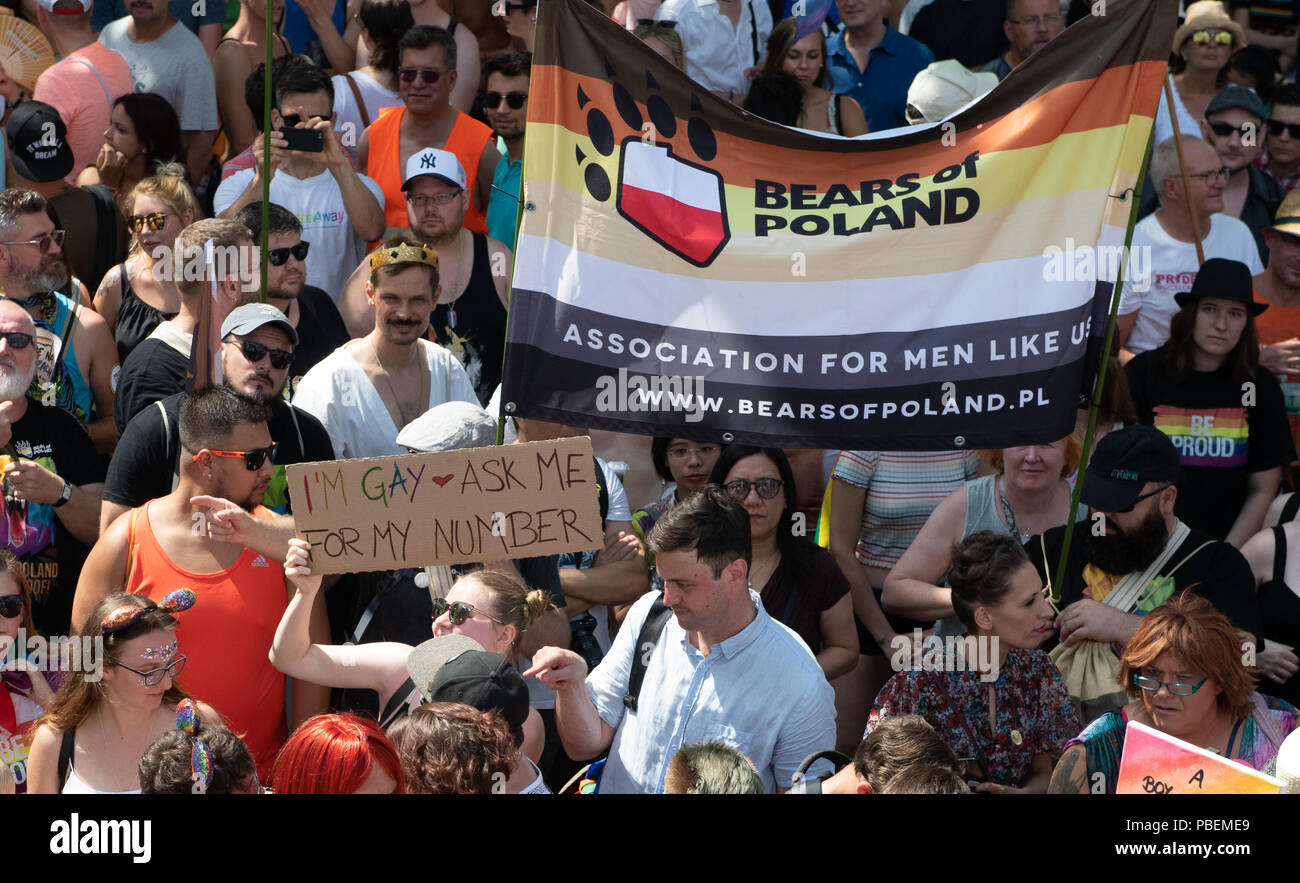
259, 0, 273, 305
1163, 77, 1206, 265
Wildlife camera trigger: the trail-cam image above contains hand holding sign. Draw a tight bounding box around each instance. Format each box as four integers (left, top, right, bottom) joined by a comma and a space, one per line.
284, 537, 321, 596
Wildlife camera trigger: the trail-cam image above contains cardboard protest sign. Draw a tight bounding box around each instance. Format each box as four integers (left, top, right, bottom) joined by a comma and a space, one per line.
1116, 720, 1283, 795
287, 437, 604, 574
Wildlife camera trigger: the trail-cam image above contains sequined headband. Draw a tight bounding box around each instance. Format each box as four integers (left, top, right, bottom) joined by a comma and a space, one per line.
368, 242, 439, 274
100, 588, 197, 634
176, 698, 213, 794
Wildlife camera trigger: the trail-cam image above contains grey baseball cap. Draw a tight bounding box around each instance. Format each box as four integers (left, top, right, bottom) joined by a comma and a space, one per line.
1205, 84, 1267, 121
407, 634, 483, 699
397, 400, 497, 453
219, 302, 299, 346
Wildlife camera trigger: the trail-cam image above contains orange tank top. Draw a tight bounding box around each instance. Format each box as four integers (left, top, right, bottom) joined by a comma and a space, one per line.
125, 503, 287, 781
367, 105, 493, 234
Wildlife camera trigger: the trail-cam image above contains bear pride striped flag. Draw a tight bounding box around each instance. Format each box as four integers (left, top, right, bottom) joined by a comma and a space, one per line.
501, 0, 1177, 449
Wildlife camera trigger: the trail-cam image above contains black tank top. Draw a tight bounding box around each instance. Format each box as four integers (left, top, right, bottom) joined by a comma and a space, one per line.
1257, 525, 1300, 707
114, 263, 177, 365
429, 232, 507, 406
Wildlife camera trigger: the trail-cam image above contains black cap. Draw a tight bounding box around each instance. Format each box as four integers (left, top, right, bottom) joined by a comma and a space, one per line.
1205, 84, 1267, 122
1079, 425, 1181, 512
429, 649, 529, 732
6, 102, 73, 183
1173, 257, 1267, 315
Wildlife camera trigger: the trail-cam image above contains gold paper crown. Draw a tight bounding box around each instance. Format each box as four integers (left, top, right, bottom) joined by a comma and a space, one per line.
368, 242, 440, 274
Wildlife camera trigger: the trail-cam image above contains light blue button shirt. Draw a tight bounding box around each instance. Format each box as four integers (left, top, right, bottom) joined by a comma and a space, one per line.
587, 588, 836, 794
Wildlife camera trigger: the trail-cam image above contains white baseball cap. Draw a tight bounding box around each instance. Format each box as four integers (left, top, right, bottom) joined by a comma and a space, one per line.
402, 147, 467, 191
906, 60, 997, 124
36, 0, 92, 14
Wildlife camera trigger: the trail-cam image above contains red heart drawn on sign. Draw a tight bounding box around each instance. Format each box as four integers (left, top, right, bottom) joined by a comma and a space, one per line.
431, 474, 455, 487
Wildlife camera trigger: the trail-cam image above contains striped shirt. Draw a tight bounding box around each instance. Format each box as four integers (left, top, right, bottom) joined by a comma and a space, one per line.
833, 450, 980, 570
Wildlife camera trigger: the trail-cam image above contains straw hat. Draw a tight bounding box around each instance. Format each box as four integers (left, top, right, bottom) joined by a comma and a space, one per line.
1172, 1, 1246, 54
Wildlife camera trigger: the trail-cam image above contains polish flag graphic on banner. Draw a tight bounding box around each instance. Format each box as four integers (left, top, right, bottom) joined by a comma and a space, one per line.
616, 139, 729, 267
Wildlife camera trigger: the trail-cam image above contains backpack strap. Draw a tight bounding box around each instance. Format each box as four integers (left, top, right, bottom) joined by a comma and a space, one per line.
622, 594, 672, 712
379, 677, 418, 728
1283, 493, 1300, 524
1273, 525, 1289, 586
57, 727, 75, 788
345, 73, 371, 129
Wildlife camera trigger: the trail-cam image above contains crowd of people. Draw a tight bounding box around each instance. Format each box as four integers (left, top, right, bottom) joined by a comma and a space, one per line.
2, 0, 1300, 798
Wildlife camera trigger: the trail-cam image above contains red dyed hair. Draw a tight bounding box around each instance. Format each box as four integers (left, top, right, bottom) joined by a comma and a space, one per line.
270, 713, 406, 794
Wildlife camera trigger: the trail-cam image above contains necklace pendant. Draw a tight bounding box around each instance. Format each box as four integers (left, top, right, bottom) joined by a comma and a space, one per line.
448, 308, 457, 329
1011, 729, 1023, 746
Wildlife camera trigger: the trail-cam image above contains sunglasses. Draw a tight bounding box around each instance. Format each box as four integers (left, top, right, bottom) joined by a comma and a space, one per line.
0, 593, 22, 618
0, 331, 33, 350
1109, 484, 1170, 513
431, 598, 505, 626
1132, 673, 1207, 696
1270, 119, 1300, 139
1207, 121, 1256, 139
637, 18, 676, 27
192, 442, 278, 471
267, 241, 309, 265
506, 0, 537, 9
398, 67, 442, 85
723, 477, 784, 501
0, 229, 64, 253
1191, 29, 1233, 45
225, 337, 293, 370
113, 653, 187, 688
481, 90, 527, 110
128, 212, 167, 233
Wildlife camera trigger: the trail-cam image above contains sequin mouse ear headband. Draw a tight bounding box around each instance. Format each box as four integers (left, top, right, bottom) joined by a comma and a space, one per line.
176, 698, 213, 794
100, 588, 197, 634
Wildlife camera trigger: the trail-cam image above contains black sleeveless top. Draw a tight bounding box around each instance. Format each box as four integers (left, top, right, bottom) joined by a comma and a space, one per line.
429, 232, 507, 406
1257, 525, 1300, 707
114, 263, 177, 365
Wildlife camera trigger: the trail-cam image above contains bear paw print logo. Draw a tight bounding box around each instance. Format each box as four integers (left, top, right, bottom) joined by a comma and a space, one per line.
576, 70, 730, 267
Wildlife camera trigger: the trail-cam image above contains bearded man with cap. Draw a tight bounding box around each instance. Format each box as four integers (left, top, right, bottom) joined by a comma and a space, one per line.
1125, 259, 1295, 545
336, 147, 510, 405
1027, 424, 1263, 720
99, 301, 336, 534
1253, 191, 1300, 455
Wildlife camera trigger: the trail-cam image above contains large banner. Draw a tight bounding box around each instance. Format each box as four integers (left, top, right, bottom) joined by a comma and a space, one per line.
501, 0, 1176, 449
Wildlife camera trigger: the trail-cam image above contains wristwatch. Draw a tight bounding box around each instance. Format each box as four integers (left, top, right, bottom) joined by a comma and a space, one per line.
53, 479, 72, 508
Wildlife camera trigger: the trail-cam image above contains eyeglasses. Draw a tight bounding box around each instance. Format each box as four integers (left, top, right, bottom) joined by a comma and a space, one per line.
0, 594, 22, 618
1269, 119, 1300, 139
112, 653, 187, 688
432, 598, 505, 626
267, 241, 310, 266
1207, 121, 1256, 139
279, 113, 327, 128
407, 191, 462, 209
723, 477, 784, 501
0, 331, 33, 350
398, 67, 442, 85
1187, 166, 1229, 183
1007, 13, 1061, 26
128, 212, 167, 233
1191, 29, 1233, 45
192, 442, 278, 471
1132, 673, 1208, 696
481, 90, 528, 110
637, 18, 676, 27
665, 443, 719, 461
226, 337, 293, 370
0, 229, 64, 253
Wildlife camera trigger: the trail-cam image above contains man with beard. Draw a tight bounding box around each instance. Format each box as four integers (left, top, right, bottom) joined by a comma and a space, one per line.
1254, 191, 1300, 455
1028, 425, 1262, 719
99, 302, 336, 535
234, 202, 351, 398
0, 300, 104, 636
337, 149, 509, 404
0, 188, 119, 455
73, 386, 331, 779
978, 0, 1064, 81
484, 51, 529, 250
293, 236, 478, 459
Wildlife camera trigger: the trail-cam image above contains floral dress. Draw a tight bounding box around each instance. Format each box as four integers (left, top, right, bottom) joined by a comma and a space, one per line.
868, 647, 1081, 786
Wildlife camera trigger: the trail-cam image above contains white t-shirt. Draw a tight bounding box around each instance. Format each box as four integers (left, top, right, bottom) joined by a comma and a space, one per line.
214, 167, 385, 300
98, 19, 218, 131
331, 70, 402, 164
654, 0, 771, 96
292, 340, 479, 459
1117, 213, 1265, 355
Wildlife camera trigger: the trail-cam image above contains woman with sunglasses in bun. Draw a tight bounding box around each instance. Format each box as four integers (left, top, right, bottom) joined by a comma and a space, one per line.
0, 550, 57, 792
92, 166, 198, 364
272, 538, 551, 762
707, 446, 858, 682
26, 589, 219, 794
